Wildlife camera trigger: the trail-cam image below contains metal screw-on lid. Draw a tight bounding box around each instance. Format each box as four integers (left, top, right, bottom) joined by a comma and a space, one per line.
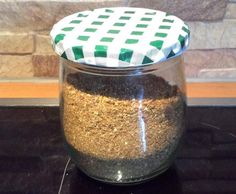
50, 7, 190, 67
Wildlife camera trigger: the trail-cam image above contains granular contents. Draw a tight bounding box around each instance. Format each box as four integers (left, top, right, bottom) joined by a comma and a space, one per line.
62, 72, 185, 182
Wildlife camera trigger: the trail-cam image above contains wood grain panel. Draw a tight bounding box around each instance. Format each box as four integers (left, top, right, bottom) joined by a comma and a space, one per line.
0, 82, 236, 99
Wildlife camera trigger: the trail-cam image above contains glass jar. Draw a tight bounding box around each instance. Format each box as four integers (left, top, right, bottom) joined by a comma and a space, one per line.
60, 55, 186, 184
51, 7, 190, 184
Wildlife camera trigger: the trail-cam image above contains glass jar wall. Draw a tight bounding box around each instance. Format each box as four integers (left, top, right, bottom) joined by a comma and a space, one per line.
59, 55, 186, 184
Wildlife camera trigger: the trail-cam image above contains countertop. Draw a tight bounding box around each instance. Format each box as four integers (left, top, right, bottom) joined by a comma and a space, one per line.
0, 107, 236, 194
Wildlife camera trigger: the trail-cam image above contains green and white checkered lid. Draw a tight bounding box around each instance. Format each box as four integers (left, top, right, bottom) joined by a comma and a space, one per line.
50, 7, 190, 67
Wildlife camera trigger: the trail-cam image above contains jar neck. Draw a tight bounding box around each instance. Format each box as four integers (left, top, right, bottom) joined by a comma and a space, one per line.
61, 56, 182, 76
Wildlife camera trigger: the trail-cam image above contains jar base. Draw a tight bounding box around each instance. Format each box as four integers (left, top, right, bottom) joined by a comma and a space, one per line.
64, 142, 177, 185
77, 161, 172, 185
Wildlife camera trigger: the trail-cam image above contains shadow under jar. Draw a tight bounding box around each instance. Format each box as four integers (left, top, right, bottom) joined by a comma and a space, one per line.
60, 56, 186, 184
50, 7, 190, 184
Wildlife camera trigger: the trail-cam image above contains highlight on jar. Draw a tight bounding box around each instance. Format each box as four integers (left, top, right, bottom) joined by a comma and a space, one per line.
50, 7, 190, 184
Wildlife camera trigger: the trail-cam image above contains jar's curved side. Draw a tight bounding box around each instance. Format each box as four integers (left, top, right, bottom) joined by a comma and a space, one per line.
59, 55, 186, 184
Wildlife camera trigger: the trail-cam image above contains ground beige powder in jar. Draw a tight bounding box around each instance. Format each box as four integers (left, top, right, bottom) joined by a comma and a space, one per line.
61, 71, 185, 182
